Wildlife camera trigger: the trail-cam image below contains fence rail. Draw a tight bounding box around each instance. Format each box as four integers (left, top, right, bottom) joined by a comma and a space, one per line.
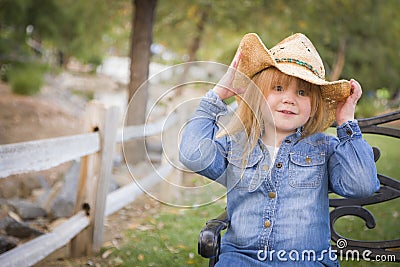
0, 211, 90, 266
0, 101, 177, 267
0, 133, 99, 178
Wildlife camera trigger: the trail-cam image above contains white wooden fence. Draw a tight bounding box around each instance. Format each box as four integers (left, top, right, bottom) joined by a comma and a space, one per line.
0, 101, 177, 267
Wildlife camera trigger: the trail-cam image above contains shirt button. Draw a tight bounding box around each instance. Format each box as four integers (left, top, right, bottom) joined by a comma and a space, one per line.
264, 220, 271, 228
285, 139, 291, 143
268, 192, 276, 198
263, 165, 269, 171
276, 162, 283, 168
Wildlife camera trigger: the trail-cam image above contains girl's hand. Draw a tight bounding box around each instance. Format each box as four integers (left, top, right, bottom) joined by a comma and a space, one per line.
213, 50, 245, 100
336, 79, 362, 125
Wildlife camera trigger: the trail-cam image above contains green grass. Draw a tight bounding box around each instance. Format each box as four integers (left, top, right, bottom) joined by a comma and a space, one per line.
71, 89, 95, 100
102, 199, 226, 267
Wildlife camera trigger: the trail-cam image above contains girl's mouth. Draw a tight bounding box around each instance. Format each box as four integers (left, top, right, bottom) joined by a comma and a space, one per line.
278, 110, 296, 115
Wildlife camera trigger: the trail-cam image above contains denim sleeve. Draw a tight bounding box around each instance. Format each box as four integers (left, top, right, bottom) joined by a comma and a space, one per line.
328, 120, 380, 198
179, 90, 229, 183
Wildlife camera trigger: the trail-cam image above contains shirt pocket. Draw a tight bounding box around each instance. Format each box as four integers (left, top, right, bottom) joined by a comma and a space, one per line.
288, 152, 325, 188
227, 154, 263, 192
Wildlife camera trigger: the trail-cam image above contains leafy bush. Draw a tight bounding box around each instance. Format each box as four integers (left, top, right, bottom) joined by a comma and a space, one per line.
0, 63, 11, 82
355, 88, 393, 118
8, 63, 48, 95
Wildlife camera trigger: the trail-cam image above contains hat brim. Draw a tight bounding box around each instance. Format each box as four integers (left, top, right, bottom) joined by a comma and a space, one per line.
233, 33, 352, 128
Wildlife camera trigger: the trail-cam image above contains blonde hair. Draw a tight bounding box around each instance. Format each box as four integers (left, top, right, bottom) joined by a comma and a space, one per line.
218, 67, 329, 160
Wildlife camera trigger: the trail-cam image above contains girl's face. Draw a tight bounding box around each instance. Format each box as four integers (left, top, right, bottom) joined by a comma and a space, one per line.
262, 78, 312, 137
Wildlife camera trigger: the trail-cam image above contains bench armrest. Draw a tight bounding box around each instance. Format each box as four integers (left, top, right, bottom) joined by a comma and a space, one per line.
198, 210, 229, 259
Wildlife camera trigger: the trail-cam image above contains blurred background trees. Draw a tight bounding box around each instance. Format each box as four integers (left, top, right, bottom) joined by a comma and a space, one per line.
0, 0, 398, 115
0, 0, 123, 66
0, 0, 127, 94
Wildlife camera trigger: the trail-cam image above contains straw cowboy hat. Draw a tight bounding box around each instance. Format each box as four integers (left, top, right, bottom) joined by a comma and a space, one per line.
233, 33, 351, 127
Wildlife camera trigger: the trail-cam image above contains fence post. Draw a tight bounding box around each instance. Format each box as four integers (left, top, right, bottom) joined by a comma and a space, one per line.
71, 101, 120, 256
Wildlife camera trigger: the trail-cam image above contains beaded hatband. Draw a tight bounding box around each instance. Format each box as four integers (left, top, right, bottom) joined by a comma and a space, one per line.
275, 58, 323, 79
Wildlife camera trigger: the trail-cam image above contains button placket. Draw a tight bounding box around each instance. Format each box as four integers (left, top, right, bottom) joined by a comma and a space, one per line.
259, 178, 275, 249
258, 134, 295, 249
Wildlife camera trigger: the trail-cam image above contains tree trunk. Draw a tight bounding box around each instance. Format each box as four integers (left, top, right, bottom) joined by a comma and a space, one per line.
125, 0, 157, 165
329, 37, 346, 81
178, 6, 209, 87
187, 7, 208, 62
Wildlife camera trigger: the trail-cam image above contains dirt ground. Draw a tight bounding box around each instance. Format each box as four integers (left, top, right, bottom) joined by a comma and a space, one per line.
0, 82, 82, 145
0, 74, 159, 266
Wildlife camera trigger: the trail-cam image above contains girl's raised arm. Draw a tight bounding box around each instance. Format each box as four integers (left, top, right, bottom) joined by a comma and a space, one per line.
213, 50, 245, 100
328, 80, 380, 197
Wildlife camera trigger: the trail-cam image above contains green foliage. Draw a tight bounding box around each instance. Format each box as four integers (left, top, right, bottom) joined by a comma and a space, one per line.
71, 89, 94, 101
356, 88, 395, 118
269, 0, 400, 97
154, 0, 400, 100
8, 62, 48, 95
2, 0, 399, 100
356, 100, 381, 119
0, 63, 11, 82
0, 0, 124, 67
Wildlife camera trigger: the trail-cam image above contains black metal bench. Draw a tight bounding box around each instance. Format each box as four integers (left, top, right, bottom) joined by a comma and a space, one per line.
198, 110, 400, 266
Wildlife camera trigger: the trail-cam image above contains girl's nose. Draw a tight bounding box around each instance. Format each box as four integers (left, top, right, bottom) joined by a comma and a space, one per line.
282, 90, 295, 105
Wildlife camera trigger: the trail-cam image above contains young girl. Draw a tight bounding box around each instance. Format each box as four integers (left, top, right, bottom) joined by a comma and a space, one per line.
179, 33, 380, 266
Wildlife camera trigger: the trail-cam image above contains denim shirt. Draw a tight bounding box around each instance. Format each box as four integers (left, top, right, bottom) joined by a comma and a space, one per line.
179, 90, 380, 266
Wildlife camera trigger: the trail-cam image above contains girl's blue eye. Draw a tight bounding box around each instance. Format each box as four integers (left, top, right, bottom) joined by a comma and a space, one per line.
274, 85, 283, 91
298, 89, 306, 96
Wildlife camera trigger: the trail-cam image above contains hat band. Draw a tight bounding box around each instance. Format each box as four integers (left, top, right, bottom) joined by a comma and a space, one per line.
275, 58, 323, 79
